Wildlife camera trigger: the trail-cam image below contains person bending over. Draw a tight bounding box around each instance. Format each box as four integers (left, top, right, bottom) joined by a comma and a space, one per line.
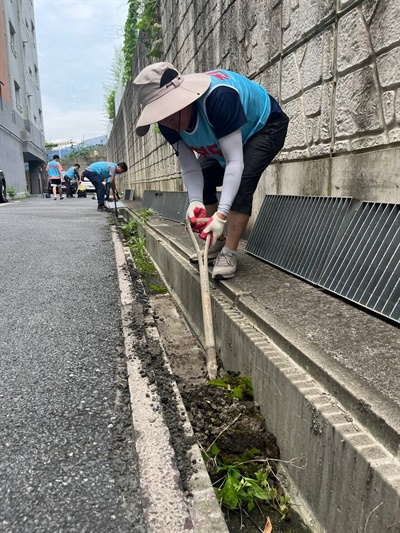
133, 62, 288, 279
81, 161, 127, 211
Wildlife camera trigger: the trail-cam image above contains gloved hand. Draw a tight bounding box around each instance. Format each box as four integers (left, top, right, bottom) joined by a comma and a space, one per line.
200, 214, 226, 245
187, 201, 207, 232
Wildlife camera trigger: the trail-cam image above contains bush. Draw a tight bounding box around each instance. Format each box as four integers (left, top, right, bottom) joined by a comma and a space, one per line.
7, 185, 18, 199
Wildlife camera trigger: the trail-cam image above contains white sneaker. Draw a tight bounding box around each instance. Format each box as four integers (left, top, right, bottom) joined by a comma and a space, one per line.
212, 250, 237, 280
189, 238, 226, 264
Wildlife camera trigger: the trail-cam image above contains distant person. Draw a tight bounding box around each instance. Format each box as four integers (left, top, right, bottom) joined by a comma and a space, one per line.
81, 161, 128, 211
46, 155, 64, 200
64, 163, 80, 198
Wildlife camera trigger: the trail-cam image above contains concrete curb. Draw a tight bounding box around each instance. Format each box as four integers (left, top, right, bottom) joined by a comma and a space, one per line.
123, 212, 400, 533
111, 227, 229, 533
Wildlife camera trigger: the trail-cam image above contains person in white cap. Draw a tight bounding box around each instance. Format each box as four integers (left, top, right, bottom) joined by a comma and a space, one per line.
133, 63, 289, 280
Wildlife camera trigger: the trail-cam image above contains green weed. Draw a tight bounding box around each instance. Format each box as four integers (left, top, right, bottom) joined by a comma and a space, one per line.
208, 372, 254, 401
121, 209, 167, 287
203, 443, 290, 519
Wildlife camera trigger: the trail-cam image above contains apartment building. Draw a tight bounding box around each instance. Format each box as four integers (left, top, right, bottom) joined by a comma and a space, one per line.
0, 0, 46, 195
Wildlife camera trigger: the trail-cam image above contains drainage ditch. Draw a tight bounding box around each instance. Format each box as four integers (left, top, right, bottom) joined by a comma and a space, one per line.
117, 220, 312, 533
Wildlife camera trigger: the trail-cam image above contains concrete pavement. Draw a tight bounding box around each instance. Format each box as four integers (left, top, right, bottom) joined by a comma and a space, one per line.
0, 196, 146, 532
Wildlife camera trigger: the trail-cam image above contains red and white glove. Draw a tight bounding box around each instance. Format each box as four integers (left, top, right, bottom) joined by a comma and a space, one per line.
199, 214, 226, 245
187, 201, 207, 232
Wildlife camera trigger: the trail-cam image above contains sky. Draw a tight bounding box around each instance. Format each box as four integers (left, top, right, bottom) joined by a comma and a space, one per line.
34, 0, 129, 143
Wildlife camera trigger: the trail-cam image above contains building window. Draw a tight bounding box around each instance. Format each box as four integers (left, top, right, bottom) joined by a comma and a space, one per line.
29, 66, 32, 76
34, 64, 39, 88
31, 20, 36, 46
33, 114, 37, 123
14, 81, 22, 113
9, 21, 17, 57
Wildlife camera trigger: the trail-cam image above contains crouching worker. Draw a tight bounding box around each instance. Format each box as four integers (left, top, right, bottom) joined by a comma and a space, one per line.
81, 161, 128, 211
133, 63, 288, 280
64, 163, 80, 197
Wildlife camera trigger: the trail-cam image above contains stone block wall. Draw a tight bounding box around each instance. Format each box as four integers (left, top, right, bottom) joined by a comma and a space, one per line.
108, 0, 400, 231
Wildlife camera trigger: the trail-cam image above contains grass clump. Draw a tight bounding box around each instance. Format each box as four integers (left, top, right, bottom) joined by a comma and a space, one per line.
120, 208, 167, 294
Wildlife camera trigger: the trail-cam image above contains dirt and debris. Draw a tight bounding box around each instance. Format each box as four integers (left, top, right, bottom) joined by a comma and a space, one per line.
180, 381, 280, 461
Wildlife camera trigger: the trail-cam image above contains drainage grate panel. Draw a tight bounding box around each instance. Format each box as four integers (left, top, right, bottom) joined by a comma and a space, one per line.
320, 202, 400, 322
245, 195, 354, 284
141, 190, 188, 223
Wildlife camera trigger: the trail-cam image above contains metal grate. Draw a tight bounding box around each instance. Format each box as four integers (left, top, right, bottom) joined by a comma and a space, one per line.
141, 190, 188, 223
123, 189, 135, 201
246, 195, 354, 284
320, 202, 400, 322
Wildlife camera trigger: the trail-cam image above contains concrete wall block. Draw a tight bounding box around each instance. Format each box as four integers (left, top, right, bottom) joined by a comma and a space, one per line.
282, 6, 299, 50
282, 54, 301, 100
260, 63, 280, 101
298, 0, 320, 37
306, 116, 321, 144
309, 144, 331, 157
337, 8, 371, 73
320, 81, 333, 141
376, 46, 400, 88
322, 27, 334, 81
320, 0, 335, 20
369, 0, 400, 53
388, 128, 400, 144
335, 66, 383, 137
270, 5, 282, 59
283, 98, 307, 148
304, 86, 321, 116
282, 0, 291, 29
298, 34, 324, 90
350, 134, 387, 151
382, 90, 396, 125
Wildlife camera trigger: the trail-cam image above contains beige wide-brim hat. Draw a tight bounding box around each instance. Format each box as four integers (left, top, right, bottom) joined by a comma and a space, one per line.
133, 62, 211, 136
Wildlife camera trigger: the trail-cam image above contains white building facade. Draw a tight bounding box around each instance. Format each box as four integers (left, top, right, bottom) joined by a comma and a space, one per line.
0, 0, 46, 195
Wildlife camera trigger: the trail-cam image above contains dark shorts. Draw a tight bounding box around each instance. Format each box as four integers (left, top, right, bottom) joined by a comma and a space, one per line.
50, 178, 61, 187
200, 111, 289, 216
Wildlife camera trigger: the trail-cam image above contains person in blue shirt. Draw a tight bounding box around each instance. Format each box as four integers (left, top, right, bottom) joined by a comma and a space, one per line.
46, 155, 64, 200
64, 163, 80, 198
133, 62, 289, 280
81, 161, 128, 211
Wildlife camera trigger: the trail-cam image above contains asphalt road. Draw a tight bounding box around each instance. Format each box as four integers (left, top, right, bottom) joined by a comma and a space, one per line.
0, 197, 146, 532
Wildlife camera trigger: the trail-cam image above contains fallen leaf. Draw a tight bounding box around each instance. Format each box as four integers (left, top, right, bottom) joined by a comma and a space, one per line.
264, 516, 272, 533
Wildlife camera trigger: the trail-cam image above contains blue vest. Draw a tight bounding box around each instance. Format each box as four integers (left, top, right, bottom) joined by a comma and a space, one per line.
180, 70, 271, 167
65, 167, 76, 179
47, 160, 61, 177
89, 162, 116, 180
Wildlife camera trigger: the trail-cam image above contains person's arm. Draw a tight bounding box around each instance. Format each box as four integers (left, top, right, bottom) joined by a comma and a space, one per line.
174, 142, 209, 230
174, 142, 204, 202
198, 129, 244, 243
215, 129, 244, 217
